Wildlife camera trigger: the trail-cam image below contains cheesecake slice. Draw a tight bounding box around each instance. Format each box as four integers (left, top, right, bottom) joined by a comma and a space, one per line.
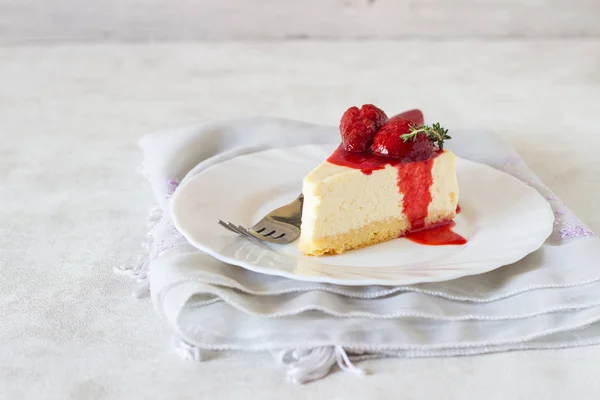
298, 106, 460, 256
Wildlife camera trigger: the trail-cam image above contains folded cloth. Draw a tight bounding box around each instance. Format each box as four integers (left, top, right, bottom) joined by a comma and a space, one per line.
127, 117, 598, 384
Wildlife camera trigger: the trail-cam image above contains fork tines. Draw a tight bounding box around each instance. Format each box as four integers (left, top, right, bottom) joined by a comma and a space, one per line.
218, 220, 268, 247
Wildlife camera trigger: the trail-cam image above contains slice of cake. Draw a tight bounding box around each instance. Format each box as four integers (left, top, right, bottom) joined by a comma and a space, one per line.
299, 106, 459, 256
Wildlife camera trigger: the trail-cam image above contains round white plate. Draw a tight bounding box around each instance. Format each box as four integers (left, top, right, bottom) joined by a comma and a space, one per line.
172, 144, 554, 286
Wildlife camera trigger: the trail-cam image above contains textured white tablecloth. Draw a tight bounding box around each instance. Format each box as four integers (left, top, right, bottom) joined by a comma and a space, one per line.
2, 41, 600, 399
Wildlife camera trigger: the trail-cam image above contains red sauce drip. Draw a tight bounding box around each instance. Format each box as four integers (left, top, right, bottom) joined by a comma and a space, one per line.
327, 145, 402, 174
405, 221, 467, 246
456, 204, 461, 214
396, 157, 434, 231
326, 145, 467, 246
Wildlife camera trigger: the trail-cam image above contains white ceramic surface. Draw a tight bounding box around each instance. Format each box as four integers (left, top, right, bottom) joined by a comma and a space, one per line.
172, 144, 554, 286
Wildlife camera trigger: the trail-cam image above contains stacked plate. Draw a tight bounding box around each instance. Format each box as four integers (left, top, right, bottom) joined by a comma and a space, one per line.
171, 144, 554, 287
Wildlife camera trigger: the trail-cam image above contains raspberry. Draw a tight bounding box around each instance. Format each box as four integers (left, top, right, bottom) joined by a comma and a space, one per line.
406, 132, 435, 161
339, 104, 388, 152
371, 117, 434, 160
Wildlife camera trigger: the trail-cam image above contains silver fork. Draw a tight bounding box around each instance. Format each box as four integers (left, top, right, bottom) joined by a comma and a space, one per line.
218, 193, 303, 244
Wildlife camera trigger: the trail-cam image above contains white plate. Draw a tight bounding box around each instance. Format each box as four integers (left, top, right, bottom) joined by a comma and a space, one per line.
172, 144, 554, 286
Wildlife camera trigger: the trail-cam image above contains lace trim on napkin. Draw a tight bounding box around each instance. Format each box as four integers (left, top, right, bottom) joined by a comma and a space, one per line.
114, 179, 182, 298
501, 157, 595, 243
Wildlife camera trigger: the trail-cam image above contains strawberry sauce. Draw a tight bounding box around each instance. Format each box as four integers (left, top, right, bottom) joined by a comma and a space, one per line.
327, 145, 401, 175
396, 156, 434, 231
326, 145, 466, 246
405, 221, 467, 246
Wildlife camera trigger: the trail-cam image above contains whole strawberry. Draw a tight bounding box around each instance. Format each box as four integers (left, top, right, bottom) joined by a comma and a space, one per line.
371, 117, 434, 161
339, 104, 388, 152
390, 109, 424, 126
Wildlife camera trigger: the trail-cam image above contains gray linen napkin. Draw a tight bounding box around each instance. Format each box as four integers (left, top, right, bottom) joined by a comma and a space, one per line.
126, 117, 598, 383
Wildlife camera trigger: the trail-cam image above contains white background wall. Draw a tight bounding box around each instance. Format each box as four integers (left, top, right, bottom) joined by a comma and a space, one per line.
1, 0, 599, 44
